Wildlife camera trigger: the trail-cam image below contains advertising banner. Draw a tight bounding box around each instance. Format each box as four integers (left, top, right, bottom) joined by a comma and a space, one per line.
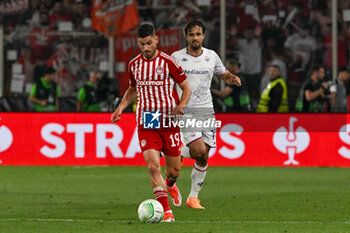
1, 113, 350, 167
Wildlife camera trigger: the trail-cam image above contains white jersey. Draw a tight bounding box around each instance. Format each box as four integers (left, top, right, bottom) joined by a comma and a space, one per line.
171, 48, 226, 113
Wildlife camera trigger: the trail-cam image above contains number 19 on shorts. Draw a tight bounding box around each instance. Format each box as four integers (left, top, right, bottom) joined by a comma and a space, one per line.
169, 133, 180, 147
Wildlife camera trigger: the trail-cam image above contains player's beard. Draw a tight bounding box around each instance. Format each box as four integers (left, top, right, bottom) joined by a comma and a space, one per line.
143, 49, 155, 59
190, 40, 202, 51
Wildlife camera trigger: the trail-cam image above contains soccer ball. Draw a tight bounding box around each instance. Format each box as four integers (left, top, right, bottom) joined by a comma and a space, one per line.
137, 199, 164, 223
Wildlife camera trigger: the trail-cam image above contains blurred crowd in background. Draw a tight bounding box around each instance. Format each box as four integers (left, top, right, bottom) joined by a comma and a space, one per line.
1, 0, 350, 113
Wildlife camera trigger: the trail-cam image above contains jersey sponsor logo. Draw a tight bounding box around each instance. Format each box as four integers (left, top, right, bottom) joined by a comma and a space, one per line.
0, 125, 13, 153
155, 66, 164, 75
183, 69, 210, 75
136, 80, 164, 86
273, 117, 310, 166
143, 111, 161, 129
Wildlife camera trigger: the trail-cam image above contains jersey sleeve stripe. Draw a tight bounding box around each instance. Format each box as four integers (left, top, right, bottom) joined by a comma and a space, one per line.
129, 53, 142, 66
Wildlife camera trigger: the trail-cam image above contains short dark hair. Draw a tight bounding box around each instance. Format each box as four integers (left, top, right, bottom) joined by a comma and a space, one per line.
184, 19, 206, 36
137, 23, 155, 38
45, 67, 56, 75
311, 65, 324, 74
339, 66, 350, 74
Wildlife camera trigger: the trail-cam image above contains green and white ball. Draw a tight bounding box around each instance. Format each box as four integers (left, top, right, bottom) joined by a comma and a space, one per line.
137, 199, 164, 223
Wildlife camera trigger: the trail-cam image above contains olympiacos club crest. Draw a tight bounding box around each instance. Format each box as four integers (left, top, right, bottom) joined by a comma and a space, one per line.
273, 117, 310, 165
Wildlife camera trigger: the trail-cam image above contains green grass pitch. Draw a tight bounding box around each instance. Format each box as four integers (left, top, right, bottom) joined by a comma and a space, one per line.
0, 166, 350, 233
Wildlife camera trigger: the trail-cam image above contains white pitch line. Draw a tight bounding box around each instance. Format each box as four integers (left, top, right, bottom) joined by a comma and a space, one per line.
0, 218, 350, 225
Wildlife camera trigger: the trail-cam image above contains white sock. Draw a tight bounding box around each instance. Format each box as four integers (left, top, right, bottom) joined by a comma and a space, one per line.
189, 162, 208, 198
181, 146, 191, 158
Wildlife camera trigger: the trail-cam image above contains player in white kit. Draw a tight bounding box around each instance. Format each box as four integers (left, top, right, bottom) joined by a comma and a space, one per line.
171, 20, 241, 209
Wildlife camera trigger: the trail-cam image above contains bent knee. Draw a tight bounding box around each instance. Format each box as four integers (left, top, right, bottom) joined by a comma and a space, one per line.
166, 166, 180, 178
190, 148, 208, 160
147, 163, 161, 177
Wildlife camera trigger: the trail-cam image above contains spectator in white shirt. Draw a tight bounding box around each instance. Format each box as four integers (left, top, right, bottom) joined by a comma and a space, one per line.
238, 27, 263, 110
284, 24, 317, 73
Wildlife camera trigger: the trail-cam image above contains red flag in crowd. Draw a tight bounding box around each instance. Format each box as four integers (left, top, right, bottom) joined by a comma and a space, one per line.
92, 0, 139, 37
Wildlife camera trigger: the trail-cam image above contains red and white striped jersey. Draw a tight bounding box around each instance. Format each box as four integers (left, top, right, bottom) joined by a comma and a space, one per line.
129, 51, 186, 126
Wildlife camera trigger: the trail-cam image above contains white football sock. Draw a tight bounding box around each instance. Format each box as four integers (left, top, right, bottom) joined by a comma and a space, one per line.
181, 146, 191, 158
189, 162, 208, 198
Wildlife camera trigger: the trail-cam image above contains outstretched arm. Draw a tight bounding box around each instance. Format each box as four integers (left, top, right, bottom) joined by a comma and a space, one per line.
219, 71, 241, 86
110, 86, 137, 123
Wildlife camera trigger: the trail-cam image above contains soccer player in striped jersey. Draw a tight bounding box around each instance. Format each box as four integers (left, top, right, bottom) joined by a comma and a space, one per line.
171, 19, 241, 209
111, 23, 191, 222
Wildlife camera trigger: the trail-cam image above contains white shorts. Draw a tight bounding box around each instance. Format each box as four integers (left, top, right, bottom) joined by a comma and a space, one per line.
181, 129, 216, 153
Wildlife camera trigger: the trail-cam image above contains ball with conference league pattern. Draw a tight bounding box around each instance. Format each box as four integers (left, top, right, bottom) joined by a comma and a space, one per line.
137, 199, 164, 223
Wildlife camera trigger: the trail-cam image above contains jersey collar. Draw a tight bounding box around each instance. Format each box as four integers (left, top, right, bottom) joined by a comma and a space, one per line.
186, 47, 204, 58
